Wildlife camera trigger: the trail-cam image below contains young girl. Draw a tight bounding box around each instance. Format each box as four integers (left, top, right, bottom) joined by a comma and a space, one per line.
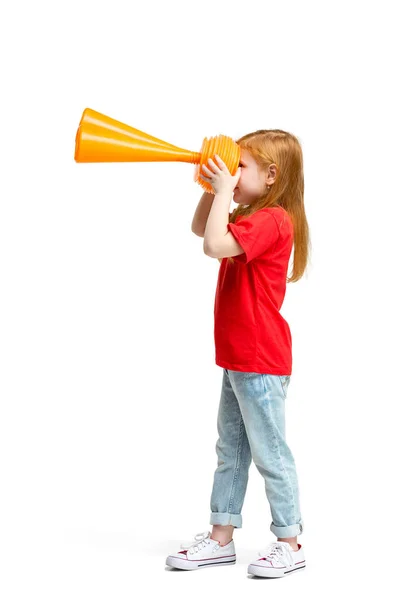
166, 130, 310, 578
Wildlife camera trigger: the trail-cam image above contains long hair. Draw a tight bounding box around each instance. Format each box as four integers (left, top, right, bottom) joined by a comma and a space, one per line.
229, 129, 311, 283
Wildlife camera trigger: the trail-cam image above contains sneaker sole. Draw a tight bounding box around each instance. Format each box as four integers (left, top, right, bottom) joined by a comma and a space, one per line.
247, 561, 306, 578
166, 554, 236, 570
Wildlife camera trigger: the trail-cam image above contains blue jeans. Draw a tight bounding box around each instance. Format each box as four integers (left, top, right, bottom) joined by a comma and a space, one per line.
210, 369, 304, 538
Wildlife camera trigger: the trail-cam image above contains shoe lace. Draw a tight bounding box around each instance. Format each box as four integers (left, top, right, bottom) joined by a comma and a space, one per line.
180, 531, 214, 555
257, 542, 294, 567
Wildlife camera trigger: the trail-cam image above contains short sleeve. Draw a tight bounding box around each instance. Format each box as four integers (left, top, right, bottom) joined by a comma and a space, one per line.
227, 209, 280, 264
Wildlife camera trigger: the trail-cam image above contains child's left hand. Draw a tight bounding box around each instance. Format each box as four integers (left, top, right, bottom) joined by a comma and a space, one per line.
199, 155, 241, 195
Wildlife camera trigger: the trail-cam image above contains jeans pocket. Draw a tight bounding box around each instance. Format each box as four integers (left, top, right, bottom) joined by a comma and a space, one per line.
278, 375, 291, 399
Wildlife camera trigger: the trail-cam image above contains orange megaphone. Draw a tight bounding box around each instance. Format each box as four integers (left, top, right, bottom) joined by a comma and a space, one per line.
74, 108, 241, 194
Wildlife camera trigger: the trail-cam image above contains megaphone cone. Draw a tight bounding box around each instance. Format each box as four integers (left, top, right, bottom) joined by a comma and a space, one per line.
74, 108, 240, 194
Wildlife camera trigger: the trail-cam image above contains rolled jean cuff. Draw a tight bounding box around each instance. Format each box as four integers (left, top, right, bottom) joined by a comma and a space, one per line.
270, 519, 304, 538
210, 512, 242, 528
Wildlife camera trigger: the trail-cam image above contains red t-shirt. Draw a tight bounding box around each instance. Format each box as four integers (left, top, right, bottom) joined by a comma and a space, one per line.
214, 206, 294, 375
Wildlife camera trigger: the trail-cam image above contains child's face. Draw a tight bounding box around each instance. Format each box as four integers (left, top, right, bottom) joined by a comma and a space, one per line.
233, 148, 273, 206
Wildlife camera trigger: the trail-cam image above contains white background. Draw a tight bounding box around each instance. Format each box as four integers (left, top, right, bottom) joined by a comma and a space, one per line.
1, 0, 399, 598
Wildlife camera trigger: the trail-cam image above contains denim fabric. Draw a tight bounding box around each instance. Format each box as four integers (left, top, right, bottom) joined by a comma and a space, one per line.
210, 368, 304, 538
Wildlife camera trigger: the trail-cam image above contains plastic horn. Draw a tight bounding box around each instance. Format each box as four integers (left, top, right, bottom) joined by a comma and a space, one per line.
74, 108, 241, 194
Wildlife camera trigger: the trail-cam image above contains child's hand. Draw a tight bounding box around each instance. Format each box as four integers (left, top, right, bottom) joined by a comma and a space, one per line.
199, 155, 241, 195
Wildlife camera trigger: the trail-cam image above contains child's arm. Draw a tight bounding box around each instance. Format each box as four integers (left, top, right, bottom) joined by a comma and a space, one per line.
191, 191, 215, 237
192, 193, 228, 263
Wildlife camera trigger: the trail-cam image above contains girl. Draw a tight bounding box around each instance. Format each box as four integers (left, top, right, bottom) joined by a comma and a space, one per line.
166, 130, 310, 578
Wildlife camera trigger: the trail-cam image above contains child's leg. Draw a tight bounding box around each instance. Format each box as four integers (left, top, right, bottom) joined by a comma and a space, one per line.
211, 524, 235, 545
228, 372, 304, 542
209, 369, 252, 540
277, 536, 299, 551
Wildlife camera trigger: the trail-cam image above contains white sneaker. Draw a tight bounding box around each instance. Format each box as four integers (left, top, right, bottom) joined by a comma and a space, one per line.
166, 530, 236, 570
247, 541, 306, 578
